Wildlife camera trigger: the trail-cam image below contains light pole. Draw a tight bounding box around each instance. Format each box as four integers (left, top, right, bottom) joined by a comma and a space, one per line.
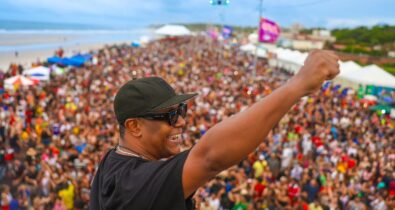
253, 0, 263, 79
210, 0, 230, 69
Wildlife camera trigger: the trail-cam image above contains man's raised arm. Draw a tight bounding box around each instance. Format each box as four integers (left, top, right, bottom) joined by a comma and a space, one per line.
182, 50, 340, 197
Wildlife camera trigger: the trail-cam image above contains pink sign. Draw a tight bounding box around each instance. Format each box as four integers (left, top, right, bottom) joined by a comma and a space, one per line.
259, 18, 281, 43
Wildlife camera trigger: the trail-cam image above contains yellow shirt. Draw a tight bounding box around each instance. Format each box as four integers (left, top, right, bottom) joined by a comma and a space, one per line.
308, 203, 323, 210
58, 184, 74, 210
253, 160, 267, 178
337, 162, 346, 174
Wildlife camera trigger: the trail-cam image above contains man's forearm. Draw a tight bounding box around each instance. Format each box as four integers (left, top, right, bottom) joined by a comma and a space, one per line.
198, 77, 305, 171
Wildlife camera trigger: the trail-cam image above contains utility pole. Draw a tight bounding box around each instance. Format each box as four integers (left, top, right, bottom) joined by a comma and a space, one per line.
209, 0, 230, 69
253, 0, 263, 78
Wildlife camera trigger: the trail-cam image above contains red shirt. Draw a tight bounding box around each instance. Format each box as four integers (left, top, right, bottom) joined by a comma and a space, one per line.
288, 184, 300, 198
254, 183, 265, 198
312, 136, 323, 148
347, 158, 356, 169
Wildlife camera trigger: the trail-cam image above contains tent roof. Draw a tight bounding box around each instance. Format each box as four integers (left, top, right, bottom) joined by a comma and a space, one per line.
273, 48, 307, 66
23, 66, 50, 81
155, 25, 191, 36
240, 43, 255, 52
340, 61, 361, 71
4, 75, 38, 89
341, 64, 395, 88
269, 48, 395, 89
339, 61, 362, 76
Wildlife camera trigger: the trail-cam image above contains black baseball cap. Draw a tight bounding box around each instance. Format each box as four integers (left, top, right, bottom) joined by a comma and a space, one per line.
114, 77, 197, 125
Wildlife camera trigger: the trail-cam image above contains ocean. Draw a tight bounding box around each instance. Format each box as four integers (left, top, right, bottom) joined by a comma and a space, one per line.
0, 20, 153, 53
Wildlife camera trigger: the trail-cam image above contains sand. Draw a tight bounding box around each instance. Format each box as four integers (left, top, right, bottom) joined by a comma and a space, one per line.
0, 33, 133, 71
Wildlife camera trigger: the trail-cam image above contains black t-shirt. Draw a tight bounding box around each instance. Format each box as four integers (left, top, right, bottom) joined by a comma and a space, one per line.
89, 149, 194, 210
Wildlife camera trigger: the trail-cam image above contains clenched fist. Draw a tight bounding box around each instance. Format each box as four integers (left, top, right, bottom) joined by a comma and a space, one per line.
293, 50, 340, 95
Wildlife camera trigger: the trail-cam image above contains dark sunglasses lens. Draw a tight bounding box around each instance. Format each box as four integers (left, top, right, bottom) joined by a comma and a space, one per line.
169, 111, 178, 126
179, 104, 187, 118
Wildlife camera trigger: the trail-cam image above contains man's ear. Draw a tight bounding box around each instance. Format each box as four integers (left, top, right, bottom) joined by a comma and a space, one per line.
124, 119, 142, 137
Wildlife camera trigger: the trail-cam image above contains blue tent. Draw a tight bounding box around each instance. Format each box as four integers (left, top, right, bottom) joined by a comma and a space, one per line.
47, 56, 71, 66
47, 56, 63, 64
47, 54, 92, 67
67, 57, 85, 67
72, 54, 92, 61
68, 54, 92, 67
131, 41, 141, 47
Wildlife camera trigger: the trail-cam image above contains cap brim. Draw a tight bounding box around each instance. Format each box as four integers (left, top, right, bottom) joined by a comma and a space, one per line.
152, 93, 198, 111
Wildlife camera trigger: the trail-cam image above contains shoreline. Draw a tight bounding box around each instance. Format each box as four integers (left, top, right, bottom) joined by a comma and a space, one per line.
0, 30, 151, 72
0, 41, 131, 71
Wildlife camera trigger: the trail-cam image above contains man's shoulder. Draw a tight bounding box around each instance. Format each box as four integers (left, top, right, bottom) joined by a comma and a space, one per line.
97, 149, 191, 177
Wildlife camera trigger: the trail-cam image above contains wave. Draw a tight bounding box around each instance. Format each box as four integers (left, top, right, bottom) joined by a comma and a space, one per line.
0, 28, 152, 35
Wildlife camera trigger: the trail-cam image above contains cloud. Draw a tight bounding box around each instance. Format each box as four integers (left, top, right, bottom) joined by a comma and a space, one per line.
7, 0, 164, 17
2, 0, 394, 29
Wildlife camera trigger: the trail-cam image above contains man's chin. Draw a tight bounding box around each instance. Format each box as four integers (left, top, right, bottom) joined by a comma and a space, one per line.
167, 147, 181, 157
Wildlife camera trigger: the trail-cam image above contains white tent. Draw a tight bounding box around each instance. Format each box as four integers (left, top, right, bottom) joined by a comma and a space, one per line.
248, 33, 258, 43
240, 43, 256, 52
155, 25, 191, 36
140, 36, 151, 44
339, 61, 362, 76
23, 66, 50, 81
340, 64, 395, 88
4, 75, 38, 90
269, 48, 307, 73
334, 61, 363, 87
256, 48, 267, 58
52, 65, 66, 76
240, 44, 267, 58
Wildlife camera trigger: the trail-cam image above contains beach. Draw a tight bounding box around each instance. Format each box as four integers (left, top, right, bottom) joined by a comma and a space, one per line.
0, 42, 107, 71
0, 29, 150, 71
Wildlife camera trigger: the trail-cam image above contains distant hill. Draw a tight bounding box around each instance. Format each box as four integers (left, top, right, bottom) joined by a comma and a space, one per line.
329, 25, 395, 57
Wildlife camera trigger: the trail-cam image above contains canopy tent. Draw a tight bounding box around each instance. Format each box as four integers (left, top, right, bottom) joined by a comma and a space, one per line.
47, 56, 63, 64
71, 54, 92, 62
334, 61, 363, 87
23, 66, 50, 81
47, 53, 92, 67
131, 41, 141, 47
256, 48, 267, 58
268, 48, 395, 90
240, 43, 256, 52
248, 33, 258, 43
369, 104, 393, 114
269, 48, 308, 73
4, 75, 39, 90
339, 64, 395, 89
339, 61, 362, 77
140, 36, 151, 44
155, 25, 191, 36
67, 54, 92, 67
240, 44, 267, 58
52, 65, 66, 75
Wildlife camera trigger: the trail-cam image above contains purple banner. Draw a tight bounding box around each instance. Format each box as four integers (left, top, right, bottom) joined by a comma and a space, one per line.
259, 18, 280, 43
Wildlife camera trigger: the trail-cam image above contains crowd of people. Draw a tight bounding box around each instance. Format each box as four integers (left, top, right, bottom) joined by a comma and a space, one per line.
0, 35, 394, 210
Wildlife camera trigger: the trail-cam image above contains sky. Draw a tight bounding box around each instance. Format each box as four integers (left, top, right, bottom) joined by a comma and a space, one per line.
0, 0, 394, 29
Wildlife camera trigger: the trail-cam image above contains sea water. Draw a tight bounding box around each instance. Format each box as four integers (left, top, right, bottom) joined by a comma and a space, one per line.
0, 20, 153, 52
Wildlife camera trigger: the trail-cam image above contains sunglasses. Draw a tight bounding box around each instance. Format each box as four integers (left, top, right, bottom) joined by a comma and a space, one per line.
139, 103, 187, 127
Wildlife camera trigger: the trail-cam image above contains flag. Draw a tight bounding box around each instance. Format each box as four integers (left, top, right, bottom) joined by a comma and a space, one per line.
222, 25, 233, 39
321, 81, 331, 91
259, 18, 281, 43
340, 88, 349, 98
